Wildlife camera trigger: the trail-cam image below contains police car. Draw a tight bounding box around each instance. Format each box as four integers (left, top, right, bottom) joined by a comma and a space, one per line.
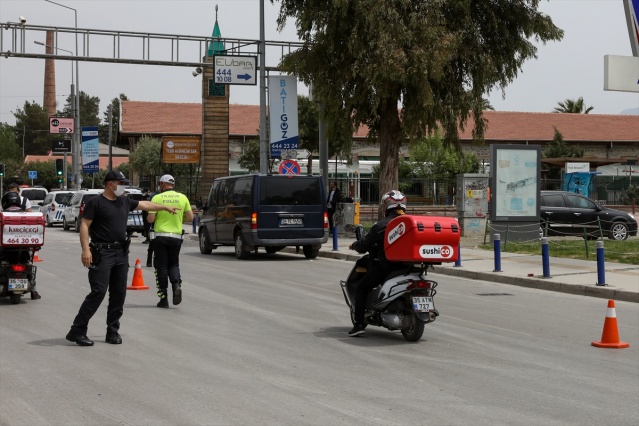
41, 190, 75, 227
125, 188, 146, 236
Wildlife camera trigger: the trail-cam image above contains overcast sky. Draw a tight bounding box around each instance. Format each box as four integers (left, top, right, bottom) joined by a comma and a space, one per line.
0, 0, 637, 127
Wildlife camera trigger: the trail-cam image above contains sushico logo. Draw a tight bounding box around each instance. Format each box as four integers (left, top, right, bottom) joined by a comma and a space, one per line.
419, 245, 454, 259
386, 222, 406, 245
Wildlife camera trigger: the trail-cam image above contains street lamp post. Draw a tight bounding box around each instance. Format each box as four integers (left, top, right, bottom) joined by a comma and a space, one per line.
34, 40, 74, 190
45, 0, 80, 189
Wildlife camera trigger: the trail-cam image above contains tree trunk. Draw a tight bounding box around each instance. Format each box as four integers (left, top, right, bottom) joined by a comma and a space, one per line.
377, 97, 401, 219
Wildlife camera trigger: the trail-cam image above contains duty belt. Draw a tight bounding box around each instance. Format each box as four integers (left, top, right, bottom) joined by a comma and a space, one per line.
91, 242, 122, 250
155, 232, 183, 239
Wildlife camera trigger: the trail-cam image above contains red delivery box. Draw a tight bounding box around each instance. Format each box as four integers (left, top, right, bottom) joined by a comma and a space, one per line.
384, 215, 460, 263
0, 212, 46, 247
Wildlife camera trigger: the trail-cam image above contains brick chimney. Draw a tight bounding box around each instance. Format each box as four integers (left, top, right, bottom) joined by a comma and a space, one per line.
43, 30, 56, 116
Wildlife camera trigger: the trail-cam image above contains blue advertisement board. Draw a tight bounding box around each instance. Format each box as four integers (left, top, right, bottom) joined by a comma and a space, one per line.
82, 126, 100, 174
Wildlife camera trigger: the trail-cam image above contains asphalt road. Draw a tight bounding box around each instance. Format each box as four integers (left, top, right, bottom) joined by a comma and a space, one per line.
1, 228, 638, 426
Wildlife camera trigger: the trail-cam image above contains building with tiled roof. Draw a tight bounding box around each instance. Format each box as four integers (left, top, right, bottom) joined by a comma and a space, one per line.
118, 100, 639, 175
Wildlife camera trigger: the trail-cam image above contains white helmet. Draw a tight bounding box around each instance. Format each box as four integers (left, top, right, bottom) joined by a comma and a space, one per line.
381, 190, 407, 215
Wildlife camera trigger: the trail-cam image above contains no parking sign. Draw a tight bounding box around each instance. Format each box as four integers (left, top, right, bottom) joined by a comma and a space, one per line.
279, 159, 300, 175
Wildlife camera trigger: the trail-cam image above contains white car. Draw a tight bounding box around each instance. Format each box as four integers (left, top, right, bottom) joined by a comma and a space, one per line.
41, 191, 75, 227
62, 189, 103, 232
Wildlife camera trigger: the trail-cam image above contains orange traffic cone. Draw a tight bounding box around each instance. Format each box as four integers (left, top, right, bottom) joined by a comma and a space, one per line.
127, 259, 149, 290
592, 300, 629, 349
33, 253, 43, 262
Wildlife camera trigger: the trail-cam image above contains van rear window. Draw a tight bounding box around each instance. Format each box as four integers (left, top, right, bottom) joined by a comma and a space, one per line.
260, 178, 321, 206
21, 189, 47, 200
54, 193, 73, 204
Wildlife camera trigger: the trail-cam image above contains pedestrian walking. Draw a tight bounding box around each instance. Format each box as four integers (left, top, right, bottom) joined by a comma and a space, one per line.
66, 171, 179, 346
148, 174, 193, 308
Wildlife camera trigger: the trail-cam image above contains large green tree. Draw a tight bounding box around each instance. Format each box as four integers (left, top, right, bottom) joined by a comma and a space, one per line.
553, 97, 593, 114
273, 0, 563, 197
13, 101, 52, 155
99, 93, 129, 146
60, 90, 101, 127
0, 123, 22, 161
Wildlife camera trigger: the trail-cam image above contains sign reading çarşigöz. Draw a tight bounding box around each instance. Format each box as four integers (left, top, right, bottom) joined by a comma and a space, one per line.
161, 136, 201, 164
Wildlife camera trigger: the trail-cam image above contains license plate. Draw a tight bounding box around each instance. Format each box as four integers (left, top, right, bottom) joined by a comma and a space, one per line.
412, 296, 434, 312
8, 278, 28, 290
280, 218, 303, 225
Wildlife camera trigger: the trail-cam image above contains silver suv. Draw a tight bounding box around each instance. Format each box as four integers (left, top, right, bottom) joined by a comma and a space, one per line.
62, 189, 103, 232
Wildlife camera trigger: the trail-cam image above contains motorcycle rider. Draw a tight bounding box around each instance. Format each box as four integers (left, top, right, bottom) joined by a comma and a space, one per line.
0, 190, 41, 299
347, 190, 407, 336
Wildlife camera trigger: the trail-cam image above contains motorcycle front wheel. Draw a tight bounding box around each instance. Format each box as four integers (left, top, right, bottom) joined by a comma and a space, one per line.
401, 318, 424, 342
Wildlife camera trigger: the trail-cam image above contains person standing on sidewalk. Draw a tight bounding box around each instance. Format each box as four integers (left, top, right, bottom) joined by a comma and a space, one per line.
66, 171, 180, 346
148, 175, 193, 308
327, 181, 341, 236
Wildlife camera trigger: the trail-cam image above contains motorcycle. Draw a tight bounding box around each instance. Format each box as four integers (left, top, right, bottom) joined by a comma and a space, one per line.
0, 247, 37, 304
340, 216, 460, 341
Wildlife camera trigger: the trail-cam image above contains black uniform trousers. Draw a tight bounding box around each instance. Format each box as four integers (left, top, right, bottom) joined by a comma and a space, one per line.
70, 249, 128, 336
153, 236, 183, 298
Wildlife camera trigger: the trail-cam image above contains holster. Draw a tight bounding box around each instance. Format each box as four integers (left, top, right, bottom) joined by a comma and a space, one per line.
89, 243, 102, 266
122, 237, 131, 254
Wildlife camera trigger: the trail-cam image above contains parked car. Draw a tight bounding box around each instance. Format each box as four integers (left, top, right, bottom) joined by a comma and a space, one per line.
199, 174, 328, 259
62, 189, 103, 232
540, 191, 637, 241
124, 188, 145, 236
41, 190, 75, 227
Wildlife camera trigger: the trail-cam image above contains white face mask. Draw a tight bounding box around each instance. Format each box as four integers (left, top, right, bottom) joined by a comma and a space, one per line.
113, 184, 126, 197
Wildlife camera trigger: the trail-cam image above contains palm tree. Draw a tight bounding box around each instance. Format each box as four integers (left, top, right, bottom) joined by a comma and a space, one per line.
553, 97, 594, 114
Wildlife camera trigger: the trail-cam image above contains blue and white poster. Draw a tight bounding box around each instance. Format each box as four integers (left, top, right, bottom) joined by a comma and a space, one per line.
82, 126, 99, 174
268, 75, 299, 157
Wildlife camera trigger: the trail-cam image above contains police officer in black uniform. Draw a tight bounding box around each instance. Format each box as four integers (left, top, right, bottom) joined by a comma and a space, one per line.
65, 171, 179, 346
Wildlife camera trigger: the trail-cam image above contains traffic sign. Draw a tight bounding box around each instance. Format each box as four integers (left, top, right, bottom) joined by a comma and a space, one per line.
49, 117, 74, 134
28, 170, 37, 179
295, 149, 311, 159
51, 139, 72, 153
279, 159, 300, 175
213, 56, 257, 86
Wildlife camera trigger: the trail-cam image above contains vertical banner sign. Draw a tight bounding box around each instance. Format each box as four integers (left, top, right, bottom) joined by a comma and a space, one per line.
82, 126, 100, 174
268, 75, 299, 157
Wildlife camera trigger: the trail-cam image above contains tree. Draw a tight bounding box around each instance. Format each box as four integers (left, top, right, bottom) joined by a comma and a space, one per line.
543, 127, 584, 180
0, 123, 22, 161
553, 97, 593, 114
129, 136, 163, 177
238, 139, 276, 173
99, 94, 129, 146
12, 101, 52, 155
60, 90, 101, 127
273, 0, 563, 198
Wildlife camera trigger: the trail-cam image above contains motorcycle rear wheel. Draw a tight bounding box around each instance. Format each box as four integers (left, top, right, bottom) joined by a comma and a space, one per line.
9, 293, 22, 304
401, 319, 424, 342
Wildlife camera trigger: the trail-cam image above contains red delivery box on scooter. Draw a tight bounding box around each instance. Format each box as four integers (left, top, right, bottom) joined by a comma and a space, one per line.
1, 212, 46, 247
384, 215, 460, 263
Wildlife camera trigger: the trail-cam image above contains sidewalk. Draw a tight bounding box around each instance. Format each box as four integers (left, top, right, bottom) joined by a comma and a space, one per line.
282, 236, 639, 303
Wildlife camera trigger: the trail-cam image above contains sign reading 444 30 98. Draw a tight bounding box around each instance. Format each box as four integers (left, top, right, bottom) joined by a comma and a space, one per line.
268, 75, 299, 158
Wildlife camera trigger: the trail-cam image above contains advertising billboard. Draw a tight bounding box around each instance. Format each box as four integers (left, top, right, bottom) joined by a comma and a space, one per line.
268, 75, 299, 157
82, 126, 99, 174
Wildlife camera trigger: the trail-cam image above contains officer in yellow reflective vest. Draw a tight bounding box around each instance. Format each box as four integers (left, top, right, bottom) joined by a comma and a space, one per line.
148, 175, 193, 308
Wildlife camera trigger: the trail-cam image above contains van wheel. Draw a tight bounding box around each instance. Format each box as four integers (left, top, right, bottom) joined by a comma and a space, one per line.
234, 232, 250, 260
62, 217, 70, 231
75, 218, 81, 233
303, 245, 320, 259
609, 222, 629, 241
46, 215, 53, 228
199, 227, 213, 254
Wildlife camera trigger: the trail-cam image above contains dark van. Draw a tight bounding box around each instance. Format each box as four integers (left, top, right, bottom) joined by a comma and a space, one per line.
199, 174, 329, 259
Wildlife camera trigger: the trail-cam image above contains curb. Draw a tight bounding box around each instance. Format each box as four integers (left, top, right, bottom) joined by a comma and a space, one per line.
281, 247, 639, 304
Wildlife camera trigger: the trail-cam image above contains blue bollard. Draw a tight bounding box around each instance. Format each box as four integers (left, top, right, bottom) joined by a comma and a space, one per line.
454, 243, 462, 267
493, 233, 502, 272
541, 237, 551, 278
332, 227, 339, 251
596, 241, 606, 286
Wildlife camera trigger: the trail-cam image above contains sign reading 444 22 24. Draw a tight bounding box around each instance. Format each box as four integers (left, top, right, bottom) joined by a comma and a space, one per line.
268, 75, 299, 157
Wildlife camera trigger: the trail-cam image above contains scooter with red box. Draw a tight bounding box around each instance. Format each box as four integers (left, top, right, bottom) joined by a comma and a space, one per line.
0, 212, 45, 304
340, 215, 460, 341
